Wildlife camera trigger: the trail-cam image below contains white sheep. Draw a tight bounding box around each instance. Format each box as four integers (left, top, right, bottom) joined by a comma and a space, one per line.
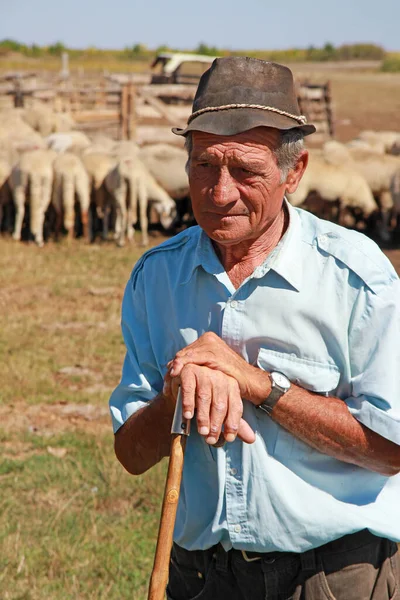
81, 151, 116, 241
346, 138, 385, 154
22, 106, 74, 137
0, 158, 12, 233
46, 131, 91, 153
52, 153, 91, 239
139, 143, 189, 199
287, 150, 378, 226
0, 110, 45, 163
358, 130, 400, 154
10, 149, 56, 247
323, 140, 400, 225
323, 140, 400, 239
105, 154, 177, 247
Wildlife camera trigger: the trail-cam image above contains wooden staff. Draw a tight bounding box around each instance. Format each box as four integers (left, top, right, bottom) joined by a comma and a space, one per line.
148, 388, 190, 600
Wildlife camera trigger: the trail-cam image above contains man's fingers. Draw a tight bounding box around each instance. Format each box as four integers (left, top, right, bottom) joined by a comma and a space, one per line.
194, 374, 212, 438
170, 351, 210, 377
180, 366, 197, 420
223, 380, 243, 443
206, 386, 228, 445
237, 418, 256, 444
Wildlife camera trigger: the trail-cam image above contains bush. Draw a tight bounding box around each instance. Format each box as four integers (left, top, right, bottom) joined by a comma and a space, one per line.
381, 56, 400, 72
195, 43, 219, 57
47, 42, 67, 56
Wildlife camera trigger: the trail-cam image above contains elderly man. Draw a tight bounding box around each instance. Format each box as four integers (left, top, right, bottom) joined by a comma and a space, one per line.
109, 57, 400, 600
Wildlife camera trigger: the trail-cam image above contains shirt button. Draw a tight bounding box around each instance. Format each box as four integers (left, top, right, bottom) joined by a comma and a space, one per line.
234, 524, 241, 533
230, 300, 238, 309
230, 468, 238, 475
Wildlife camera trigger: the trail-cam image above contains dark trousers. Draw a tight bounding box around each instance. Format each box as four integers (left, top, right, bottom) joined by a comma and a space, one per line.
167, 530, 400, 600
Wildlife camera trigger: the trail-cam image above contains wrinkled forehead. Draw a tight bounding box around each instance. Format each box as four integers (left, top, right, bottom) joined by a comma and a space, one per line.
192, 127, 280, 154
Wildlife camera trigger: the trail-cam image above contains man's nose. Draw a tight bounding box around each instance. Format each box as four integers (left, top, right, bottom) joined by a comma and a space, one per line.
210, 167, 240, 206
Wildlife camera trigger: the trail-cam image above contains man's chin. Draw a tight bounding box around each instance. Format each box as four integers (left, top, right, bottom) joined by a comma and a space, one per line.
205, 226, 252, 246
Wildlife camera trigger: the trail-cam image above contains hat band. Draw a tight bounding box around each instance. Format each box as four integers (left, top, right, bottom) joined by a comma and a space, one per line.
187, 103, 307, 126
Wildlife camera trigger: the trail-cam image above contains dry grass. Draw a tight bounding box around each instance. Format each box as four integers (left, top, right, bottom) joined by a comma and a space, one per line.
0, 235, 170, 599
1, 235, 399, 600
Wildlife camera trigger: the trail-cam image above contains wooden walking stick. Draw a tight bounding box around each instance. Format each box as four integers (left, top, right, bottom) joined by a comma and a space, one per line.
148, 388, 190, 600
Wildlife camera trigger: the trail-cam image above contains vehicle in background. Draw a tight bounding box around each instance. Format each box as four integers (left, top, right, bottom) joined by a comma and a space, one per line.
150, 53, 218, 85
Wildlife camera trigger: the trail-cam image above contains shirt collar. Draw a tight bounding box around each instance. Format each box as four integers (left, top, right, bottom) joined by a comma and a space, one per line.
266, 199, 303, 292
180, 199, 303, 291
180, 228, 224, 285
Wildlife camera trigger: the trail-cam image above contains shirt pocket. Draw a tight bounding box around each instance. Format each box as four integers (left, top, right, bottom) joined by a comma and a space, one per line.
256, 348, 341, 459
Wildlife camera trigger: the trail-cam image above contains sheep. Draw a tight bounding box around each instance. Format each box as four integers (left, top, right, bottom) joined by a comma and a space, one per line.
46, 131, 91, 153
287, 150, 378, 227
10, 149, 56, 247
22, 106, 74, 137
390, 169, 400, 237
112, 140, 140, 159
358, 130, 400, 154
81, 151, 116, 242
52, 153, 90, 239
140, 143, 189, 200
139, 143, 191, 227
322, 140, 400, 240
0, 158, 12, 233
105, 154, 177, 247
0, 110, 45, 162
84, 134, 116, 155
346, 138, 385, 154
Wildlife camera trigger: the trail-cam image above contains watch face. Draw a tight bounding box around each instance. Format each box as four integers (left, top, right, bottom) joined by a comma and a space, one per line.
271, 372, 290, 390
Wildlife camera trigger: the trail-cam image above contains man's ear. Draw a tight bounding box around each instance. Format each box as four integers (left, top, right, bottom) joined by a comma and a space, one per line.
284, 150, 309, 194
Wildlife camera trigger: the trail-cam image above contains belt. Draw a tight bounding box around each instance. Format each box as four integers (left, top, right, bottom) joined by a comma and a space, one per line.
231, 529, 379, 564
173, 529, 381, 571
234, 548, 294, 564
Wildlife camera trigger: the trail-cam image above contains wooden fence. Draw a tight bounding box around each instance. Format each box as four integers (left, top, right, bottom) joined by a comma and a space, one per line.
0, 75, 334, 144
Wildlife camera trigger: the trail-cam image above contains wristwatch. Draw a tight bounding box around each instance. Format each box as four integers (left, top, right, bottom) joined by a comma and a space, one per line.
257, 371, 291, 417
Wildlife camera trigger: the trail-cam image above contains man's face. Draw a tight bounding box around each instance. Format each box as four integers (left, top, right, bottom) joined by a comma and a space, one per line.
188, 127, 291, 247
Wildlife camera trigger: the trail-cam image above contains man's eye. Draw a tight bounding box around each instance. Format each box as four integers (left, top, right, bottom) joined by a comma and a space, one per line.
236, 167, 256, 176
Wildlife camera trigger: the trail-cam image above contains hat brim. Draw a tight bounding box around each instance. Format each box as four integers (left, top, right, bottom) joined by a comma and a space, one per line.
172, 107, 316, 137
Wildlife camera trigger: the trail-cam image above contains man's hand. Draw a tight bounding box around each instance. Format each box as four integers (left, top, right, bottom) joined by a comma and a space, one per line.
164, 363, 256, 445
168, 332, 270, 405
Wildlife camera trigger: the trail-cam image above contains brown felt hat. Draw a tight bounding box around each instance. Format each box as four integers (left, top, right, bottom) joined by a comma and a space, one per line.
172, 56, 316, 137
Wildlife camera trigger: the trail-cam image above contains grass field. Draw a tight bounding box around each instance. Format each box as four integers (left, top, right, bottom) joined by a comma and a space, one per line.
0, 236, 169, 600
1, 236, 400, 600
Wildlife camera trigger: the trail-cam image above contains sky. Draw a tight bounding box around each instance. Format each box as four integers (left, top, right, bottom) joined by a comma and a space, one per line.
1, 0, 399, 51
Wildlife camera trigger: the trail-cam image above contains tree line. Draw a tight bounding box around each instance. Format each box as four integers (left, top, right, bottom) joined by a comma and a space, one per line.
0, 39, 398, 70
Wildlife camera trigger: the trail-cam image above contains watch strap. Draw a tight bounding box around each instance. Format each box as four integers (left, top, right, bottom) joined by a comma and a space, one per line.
257, 386, 284, 416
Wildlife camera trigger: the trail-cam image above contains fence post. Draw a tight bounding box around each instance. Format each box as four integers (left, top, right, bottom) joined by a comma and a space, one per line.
127, 82, 136, 141
120, 84, 129, 140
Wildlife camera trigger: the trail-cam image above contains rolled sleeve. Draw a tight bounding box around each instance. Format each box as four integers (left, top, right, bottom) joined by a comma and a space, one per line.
346, 278, 400, 444
109, 267, 162, 433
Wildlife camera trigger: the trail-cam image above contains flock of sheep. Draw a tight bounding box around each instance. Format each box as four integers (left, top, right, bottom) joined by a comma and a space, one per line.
288, 131, 400, 243
0, 103, 400, 247
0, 105, 189, 247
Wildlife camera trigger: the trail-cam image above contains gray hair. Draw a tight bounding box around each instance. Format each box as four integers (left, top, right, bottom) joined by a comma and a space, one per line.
184, 129, 305, 183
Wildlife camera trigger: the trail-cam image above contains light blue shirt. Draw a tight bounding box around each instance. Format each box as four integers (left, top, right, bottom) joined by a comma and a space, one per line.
109, 202, 400, 553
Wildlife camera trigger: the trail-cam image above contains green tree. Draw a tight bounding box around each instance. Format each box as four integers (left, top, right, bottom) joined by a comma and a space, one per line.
195, 43, 218, 57
156, 44, 171, 53
0, 38, 25, 52
48, 42, 66, 56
